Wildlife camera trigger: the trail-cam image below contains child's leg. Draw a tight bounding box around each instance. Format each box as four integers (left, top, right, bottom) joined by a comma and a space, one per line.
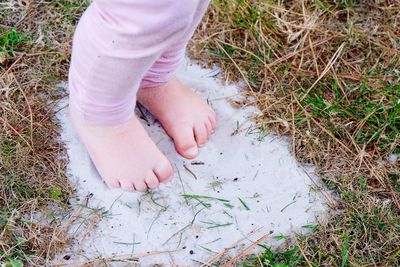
68, 0, 199, 191
137, 0, 217, 159
69, 0, 199, 125
139, 0, 210, 89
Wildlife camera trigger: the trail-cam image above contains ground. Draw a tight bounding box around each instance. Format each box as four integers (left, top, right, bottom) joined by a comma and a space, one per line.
0, 0, 399, 266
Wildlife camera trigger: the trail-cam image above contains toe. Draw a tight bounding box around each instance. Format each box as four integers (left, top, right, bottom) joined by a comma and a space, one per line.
205, 120, 213, 136
120, 181, 135, 192
145, 172, 160, 189
154, 157, 173, 183
194, 123, 208, 147
104, 178, 121, 189
133, 181, 148, 192
171, 126, 198, 159
209, 113, 217, 129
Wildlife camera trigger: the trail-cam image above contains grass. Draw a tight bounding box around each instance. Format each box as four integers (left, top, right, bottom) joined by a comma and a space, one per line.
1, 0, 400, 266
191, 0, 400, 265
242, 245, 306, 267
0, 29, 31, 56
238, 197, 250, 210
181, 193, 231, 203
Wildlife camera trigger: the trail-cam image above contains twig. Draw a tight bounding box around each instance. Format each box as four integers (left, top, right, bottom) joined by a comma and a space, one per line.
220, 232, 272, 267
183, 164, 198, 180
201, 227, 263, 266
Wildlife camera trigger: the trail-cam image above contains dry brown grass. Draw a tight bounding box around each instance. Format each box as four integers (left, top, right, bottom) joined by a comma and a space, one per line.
192, 0, 400, 265
0, 0, 87, 265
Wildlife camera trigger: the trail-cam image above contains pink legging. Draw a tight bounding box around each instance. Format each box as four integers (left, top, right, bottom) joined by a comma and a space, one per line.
68, 0, 210, 125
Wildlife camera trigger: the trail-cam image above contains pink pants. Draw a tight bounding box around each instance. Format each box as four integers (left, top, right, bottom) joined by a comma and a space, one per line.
68, 0, 210, 125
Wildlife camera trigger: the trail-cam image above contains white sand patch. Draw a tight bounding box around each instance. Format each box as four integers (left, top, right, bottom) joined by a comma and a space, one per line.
57, 59, 329, 266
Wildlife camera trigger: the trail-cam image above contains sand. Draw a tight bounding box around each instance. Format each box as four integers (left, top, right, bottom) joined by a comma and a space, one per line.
56, 59, 329, 266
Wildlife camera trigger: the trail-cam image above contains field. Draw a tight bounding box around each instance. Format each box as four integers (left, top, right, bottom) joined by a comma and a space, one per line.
1, 0, 399, 266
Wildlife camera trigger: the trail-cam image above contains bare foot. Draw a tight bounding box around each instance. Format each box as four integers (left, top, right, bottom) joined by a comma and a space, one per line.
69, 107, 173, 192
137, 77, 216, 159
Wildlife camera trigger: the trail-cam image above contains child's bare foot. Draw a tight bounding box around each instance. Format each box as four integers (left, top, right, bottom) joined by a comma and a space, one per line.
137, 77, 216, 159
70, 107, 173, 192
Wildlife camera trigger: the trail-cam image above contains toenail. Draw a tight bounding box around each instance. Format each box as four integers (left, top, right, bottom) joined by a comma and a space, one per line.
185, 146, 198, 156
